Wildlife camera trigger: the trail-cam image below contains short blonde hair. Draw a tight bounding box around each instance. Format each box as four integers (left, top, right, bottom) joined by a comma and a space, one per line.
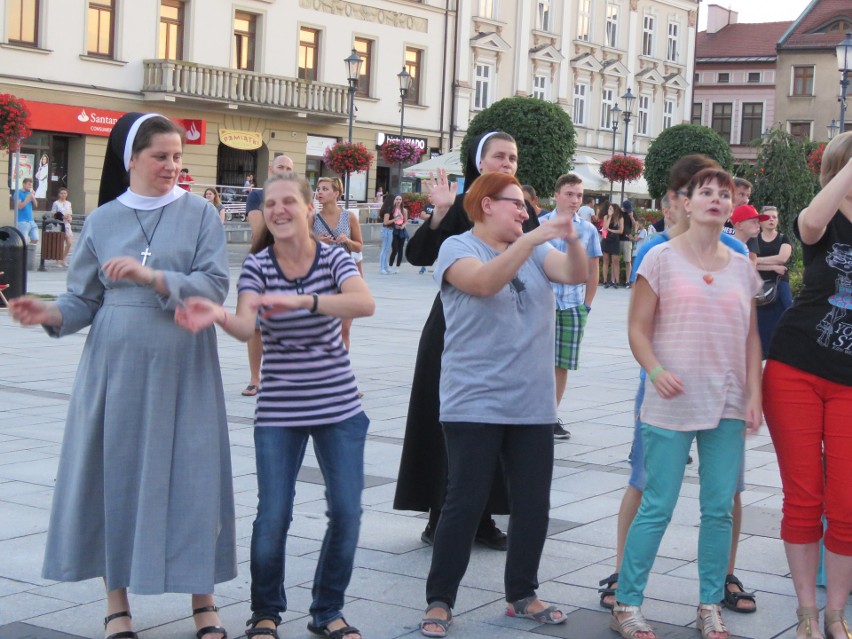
820, 131, 852, 187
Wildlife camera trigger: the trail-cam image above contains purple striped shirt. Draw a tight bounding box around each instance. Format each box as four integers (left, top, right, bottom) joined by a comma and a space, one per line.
238, 242, 362, 427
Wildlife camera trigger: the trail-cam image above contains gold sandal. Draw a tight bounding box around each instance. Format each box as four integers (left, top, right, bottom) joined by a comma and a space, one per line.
825, 609, 852, 639
796, 606, 820, 639
610, 604, 656, 639
696, 604, 729, 639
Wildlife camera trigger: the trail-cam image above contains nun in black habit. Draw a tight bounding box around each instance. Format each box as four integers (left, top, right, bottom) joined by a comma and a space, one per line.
393, 131, 539, 548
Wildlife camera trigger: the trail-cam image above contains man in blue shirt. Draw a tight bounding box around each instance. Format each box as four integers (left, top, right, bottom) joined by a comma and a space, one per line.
540, 173, 602, 439
16, 177, 39, 244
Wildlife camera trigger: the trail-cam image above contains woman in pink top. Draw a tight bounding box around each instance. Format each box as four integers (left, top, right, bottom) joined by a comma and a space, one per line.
611, 168, 762, 639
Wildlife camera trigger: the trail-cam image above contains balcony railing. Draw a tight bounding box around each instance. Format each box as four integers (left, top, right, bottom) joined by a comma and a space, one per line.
142, 60, 349, 117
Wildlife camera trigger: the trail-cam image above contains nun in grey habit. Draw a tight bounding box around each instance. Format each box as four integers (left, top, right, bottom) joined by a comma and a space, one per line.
9, 112, 236, 639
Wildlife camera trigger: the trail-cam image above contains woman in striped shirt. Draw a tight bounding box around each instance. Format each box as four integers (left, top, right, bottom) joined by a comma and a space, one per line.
175, 172, 375, 639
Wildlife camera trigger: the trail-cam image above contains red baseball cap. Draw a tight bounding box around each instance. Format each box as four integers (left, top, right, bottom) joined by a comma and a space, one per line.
730, 205, 769, 225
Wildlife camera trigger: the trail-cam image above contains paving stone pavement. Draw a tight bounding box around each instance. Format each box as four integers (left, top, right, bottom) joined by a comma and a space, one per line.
0, 247, 845, 639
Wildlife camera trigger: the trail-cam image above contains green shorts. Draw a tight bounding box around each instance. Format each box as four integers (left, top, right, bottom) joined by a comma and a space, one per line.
555, 305, 588, 370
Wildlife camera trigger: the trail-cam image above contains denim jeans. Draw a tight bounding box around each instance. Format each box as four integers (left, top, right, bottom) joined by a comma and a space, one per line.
16, 220, 39, 243
249, 411, 369, 627
619, 419, 745, 606
378, 227, 392, 273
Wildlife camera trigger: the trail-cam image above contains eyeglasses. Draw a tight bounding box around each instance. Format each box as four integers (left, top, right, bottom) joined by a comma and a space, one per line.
490, 196, 527, 211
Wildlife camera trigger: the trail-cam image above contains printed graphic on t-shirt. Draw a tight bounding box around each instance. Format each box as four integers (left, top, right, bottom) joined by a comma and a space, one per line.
817, 243, 852, 352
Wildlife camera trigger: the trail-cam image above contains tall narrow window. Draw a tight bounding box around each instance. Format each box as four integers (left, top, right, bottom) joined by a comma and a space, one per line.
8, 0, 39, 46
792, 66, 814, 96
740, 103, 764, 144
87, 0, 115, 57
299, 27, 320, 81
573, 83, 588, 126
405, 48, 423, 105
663, 99, 675, 130
711, 103, 733, 141
354, 38, 373, 97
534, 75, 550, 101
601, 88, 615, 128
159, 0, 184, 60
691, 102, 702, 125
537, 1, 551, 31
637, 94, 651, 135
605, 3, 619, 48
666, 21, 679, 62
577, 0, 591, 41
474, 63, 493, 110
478, 0, 496, 19
642, 15, 655, 56
233, 12, 257, 71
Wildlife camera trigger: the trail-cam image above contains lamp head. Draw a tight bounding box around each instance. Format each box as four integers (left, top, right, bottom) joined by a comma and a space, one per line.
345, 49, 362, 86
398, 66, 412, 96
836, 31, 852, 73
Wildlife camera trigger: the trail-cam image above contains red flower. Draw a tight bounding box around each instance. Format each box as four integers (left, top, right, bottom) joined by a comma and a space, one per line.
380, 140, 423, 165
0, 94, 31, 151
323, 142, 374, 174
807, 144, 825, 176
600, 155, 644, 183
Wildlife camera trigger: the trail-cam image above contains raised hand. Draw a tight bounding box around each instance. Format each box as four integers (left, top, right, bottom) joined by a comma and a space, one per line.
253, 293, 308, 317
174, 297, 221, 333
423, 168, 458, 210
8, 296, 63, 327
102, 256, 153, 285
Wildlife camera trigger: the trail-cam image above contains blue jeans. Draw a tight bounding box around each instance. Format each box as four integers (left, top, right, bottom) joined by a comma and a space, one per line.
378, 227, 392, 273
16, 220, 39, 243
619, 419, 745, 606
249, 411, 369, 627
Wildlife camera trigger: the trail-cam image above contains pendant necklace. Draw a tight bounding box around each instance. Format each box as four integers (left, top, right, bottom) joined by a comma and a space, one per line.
133, 207, 166, 266
687, 237, 716, 284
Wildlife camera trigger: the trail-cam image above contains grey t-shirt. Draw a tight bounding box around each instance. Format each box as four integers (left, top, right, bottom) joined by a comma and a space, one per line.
434, 231, 557, 425
577, 205, 595, 223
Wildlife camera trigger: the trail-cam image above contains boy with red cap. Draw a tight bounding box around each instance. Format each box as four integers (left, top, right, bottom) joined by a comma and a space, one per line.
731, 204, 769, 264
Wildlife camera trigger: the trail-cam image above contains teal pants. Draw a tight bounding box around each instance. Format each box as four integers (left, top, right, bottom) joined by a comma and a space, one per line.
618, 419, 745, 606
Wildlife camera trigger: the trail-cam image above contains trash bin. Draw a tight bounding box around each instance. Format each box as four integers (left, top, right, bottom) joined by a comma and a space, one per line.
40, 215, 65, 271
0, 225, 27, 307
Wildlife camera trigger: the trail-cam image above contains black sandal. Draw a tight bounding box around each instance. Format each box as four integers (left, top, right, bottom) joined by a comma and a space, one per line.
721, 574, 757, 613
245, 615, 279, 639
192, 605, 227, 639
307, 616, 361, 639
104, 611, 137, 639
598, 572, 619, 610
246, 615, 280, 639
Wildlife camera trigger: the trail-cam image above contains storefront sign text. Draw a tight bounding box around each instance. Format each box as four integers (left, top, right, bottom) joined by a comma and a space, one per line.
219, 129, 262, 150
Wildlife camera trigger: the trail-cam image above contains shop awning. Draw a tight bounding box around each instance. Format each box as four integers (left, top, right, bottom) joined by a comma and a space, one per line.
404, 150, 463, 179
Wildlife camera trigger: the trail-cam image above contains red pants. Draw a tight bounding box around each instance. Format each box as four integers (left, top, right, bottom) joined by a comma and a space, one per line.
763, 360, 852, 554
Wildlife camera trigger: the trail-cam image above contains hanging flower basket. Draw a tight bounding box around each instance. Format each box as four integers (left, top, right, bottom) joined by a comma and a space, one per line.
381, 139, 423, 165
600, 155, 644, 183
0, 94, 32, 151
323, 141, 374, 174
807, 143, 825, 176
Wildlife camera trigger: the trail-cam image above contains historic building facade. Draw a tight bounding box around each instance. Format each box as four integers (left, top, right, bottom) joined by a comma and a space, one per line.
2, 0, 699, 222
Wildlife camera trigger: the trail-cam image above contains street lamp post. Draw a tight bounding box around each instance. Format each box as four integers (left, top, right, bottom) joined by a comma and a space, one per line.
620, 88, 636, 203
837, 32, 852, 131
397, 67, 412, 191
343, 49, 362, 209
828, 119, 840, 140
608, 103, 621, 202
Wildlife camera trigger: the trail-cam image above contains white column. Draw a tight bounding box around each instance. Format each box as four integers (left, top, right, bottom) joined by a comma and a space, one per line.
514, 1, 531, 96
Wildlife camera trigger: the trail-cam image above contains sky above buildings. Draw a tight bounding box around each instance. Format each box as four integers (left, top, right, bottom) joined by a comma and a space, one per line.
699, 0, 812, 29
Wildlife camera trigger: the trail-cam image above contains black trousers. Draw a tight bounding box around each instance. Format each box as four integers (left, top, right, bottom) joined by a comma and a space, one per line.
389, 232, 405, 267
426, 422, 554, 608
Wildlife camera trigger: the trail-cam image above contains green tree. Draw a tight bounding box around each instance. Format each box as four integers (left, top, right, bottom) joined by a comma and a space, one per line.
643, 124, 734, 200
461, 97, 576, 197
749, 128, 817, 238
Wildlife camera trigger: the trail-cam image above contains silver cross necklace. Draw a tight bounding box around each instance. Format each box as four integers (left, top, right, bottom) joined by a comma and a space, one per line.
133, 207, 166, 266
